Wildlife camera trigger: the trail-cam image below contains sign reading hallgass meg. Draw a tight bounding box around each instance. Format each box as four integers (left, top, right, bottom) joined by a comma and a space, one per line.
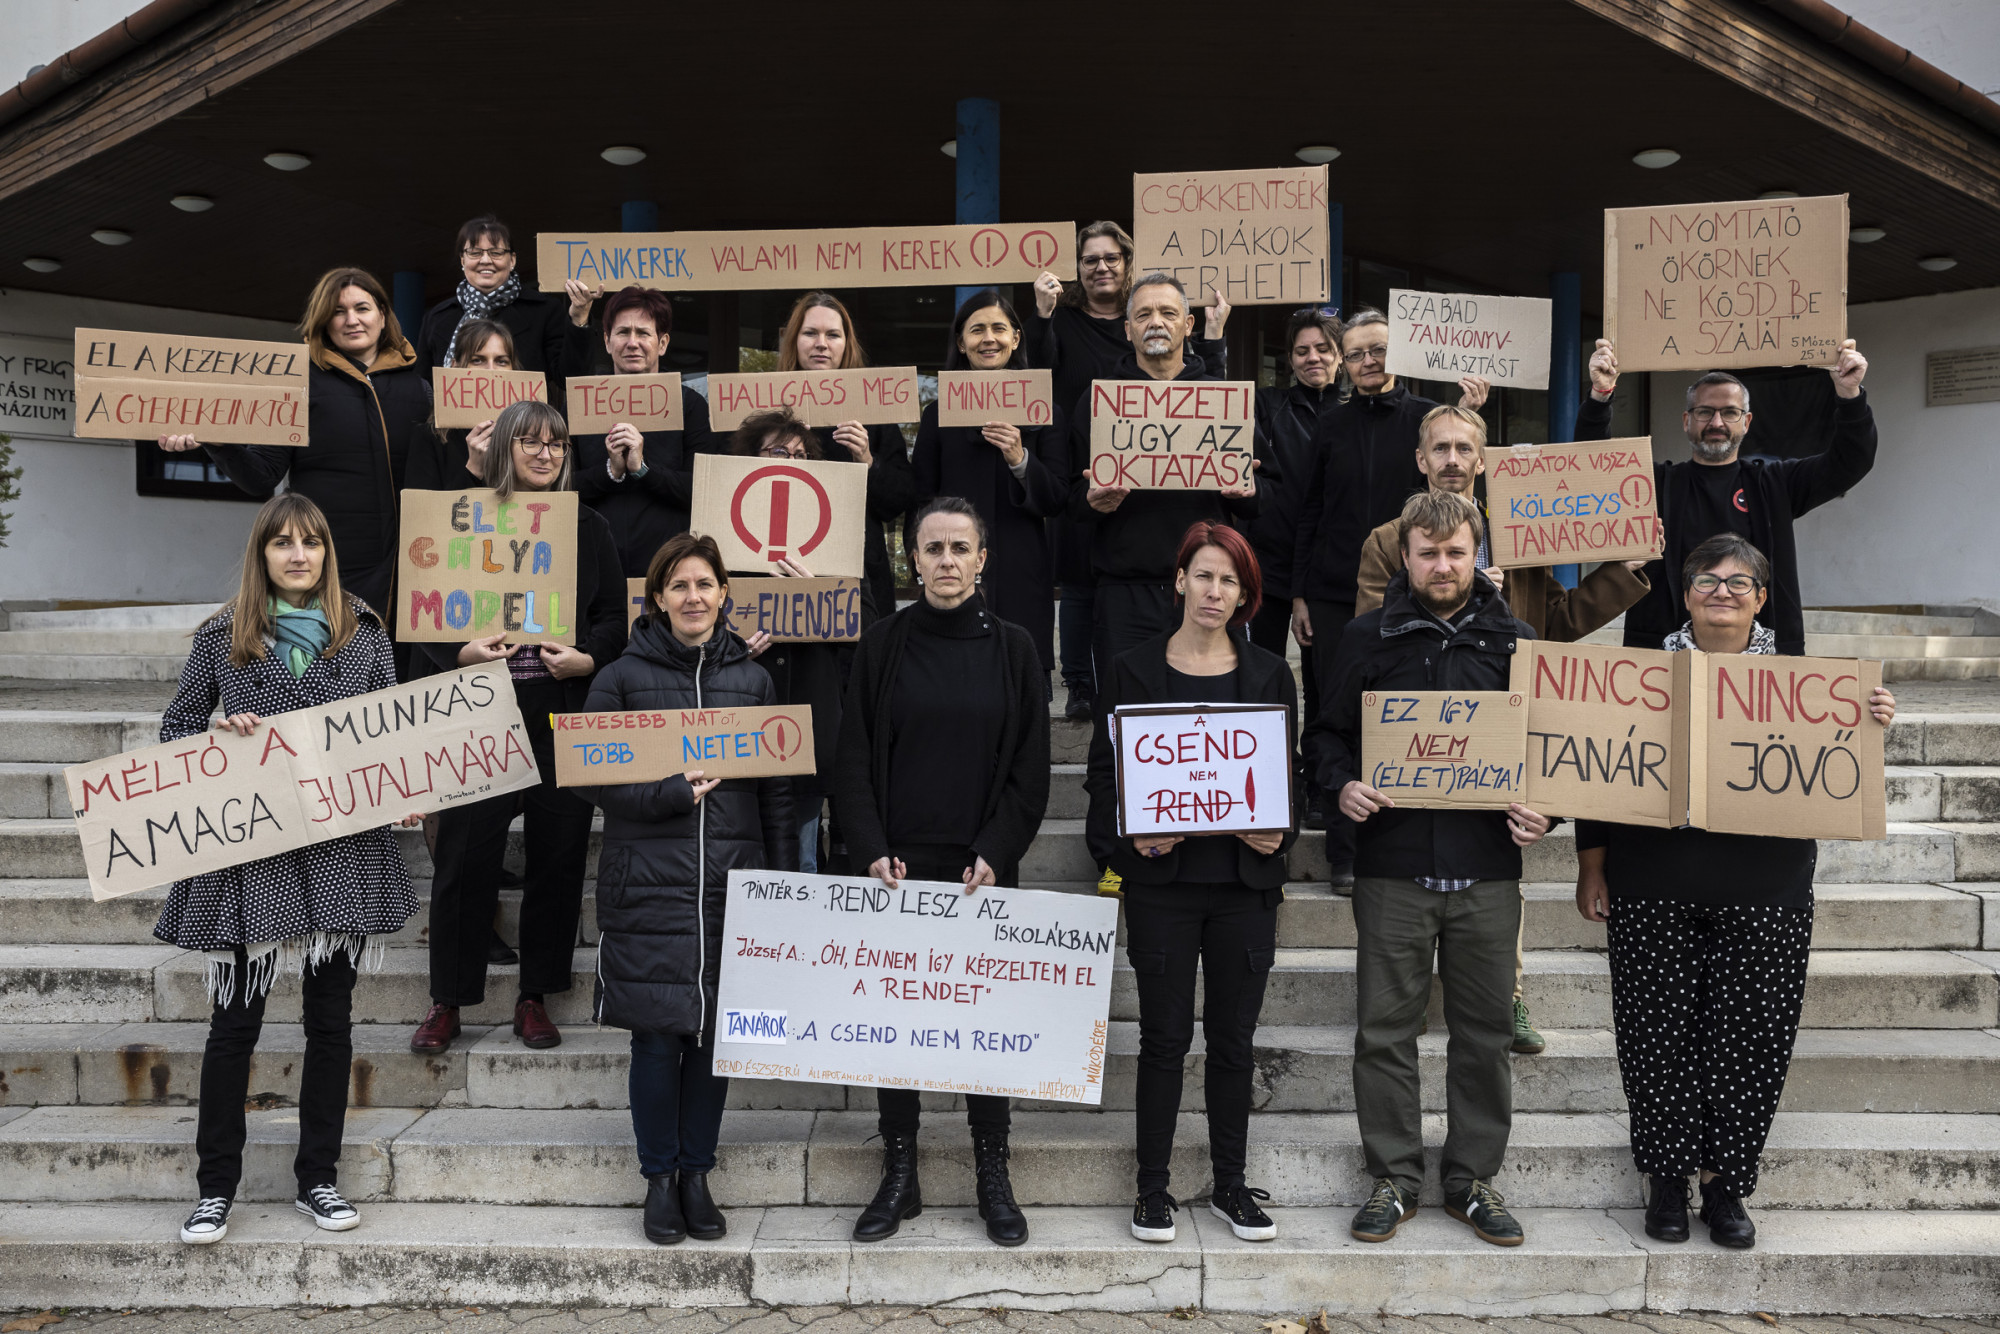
713, 871, 1119, 1106
692, 453, 866, 577
1133, 165, 1329, 306
704, 368, 920, 431
1512, 640, 1688, 827
552, 704, 815, 788
1114, 704, 1292, 837
1088, 380, 1255, 490
1485, 438, 1661, 569
73, 328, 310, 446
1386, 290, 1551, 390
1361, 691, 1528, 810
397, 489, 579, 644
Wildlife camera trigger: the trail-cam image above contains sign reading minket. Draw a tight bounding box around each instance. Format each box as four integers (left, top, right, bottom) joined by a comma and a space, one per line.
1484, 438, 1662, 568
73, 328, 310, 446
397, 489, 579, 644
1132, 165, 1330, 305
1087, 380, 1255, 490
1361, 691, 1528, 809
936, 369, 1053, 427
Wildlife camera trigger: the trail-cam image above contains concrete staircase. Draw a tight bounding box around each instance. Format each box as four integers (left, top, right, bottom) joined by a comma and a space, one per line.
0, 604, 220, 681
1804, 607, 2000, 681
2, 688, 1999, 1315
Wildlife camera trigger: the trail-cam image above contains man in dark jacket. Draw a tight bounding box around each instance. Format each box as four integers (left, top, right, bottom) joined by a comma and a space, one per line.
1578, 337, 1874, 655
1306, 490, 1551, 1251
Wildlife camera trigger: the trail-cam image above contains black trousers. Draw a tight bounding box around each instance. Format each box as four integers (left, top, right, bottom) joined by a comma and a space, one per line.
1306, 598, 1357, 863
874, 843, 1011, 1137
196, 949, 356, 1199
1124, 881, 1277, 1195
1607, 895, 1813, 1197
1091, 582, 1177, 705
1248, 596, 1317, 728
428, 678, 594, 1006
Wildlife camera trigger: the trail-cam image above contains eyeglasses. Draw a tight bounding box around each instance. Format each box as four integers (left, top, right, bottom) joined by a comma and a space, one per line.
1296, 305, 1342, 319
463, 248, 514, 260
757, 445, 808, 460
1080, 255, 1124, 269
1689, 406, 1747, 423
513, 438, 568, 457
1341, 345, 1389, 365
1689, 573, 1762, 595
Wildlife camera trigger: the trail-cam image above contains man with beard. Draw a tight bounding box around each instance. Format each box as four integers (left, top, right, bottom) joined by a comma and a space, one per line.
1578, 338, 1873, 656
1307, 489, 1552, 1249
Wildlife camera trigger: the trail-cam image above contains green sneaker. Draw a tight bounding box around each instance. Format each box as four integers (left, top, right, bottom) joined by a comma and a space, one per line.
1349, 1177, 1417, 1242
1445, 1179, 1524, 1246
1511, 997, 1545, 1055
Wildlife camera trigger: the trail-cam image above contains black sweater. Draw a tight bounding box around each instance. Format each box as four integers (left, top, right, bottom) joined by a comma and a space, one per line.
1251, 381, 1337, 602
415, 290, 572, 404
1575, 820, 1814, 908
886, 598, 1011, 847
573, 388, 718, 579
1290, 380, 1437, 607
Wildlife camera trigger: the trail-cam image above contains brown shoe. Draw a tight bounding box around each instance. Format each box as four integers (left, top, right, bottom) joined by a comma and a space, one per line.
514, 996, 561, 1048
410, 1002, 460, 1053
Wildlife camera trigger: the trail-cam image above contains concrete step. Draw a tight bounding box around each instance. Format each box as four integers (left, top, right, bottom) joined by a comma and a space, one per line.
5, 603, 218, 632
1804, 610, 1979, 637
0, 627, 208, 656
0, 709, 160, 763
1806, 633, 2000, 661
0, 654, 190, 681
1883, 658, 2000, 683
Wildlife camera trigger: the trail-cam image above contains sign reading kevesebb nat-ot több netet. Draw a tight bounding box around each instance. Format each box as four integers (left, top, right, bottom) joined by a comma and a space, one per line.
936, 369, 1053, 427
64, 670, 539, 900
551, 704, 816, 787
1484, 438, 1662, 569
73, 327, 310, 446
1113, 704, 1292, 837
566, 373, 683, 434
1361, 691, 1528, 810
1511, 640, 1689, 827
1386, 289, 1552, 390
396, 489, 579, 645
712, 870, 1118, 1105
1132, 165, 1330, 306
691, 453, 867, 578
1088, 380, 1255, 490
433, 367, 549, 429
703, 368, 920, 430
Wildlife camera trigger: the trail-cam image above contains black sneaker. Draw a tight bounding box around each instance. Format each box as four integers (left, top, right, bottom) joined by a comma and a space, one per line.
1208, 1183, 1276, 1241
295, 1183, 360, 1231
1644, 1173, 1691, 1242
1130, 1189, 1179, 1242
179, 1195, 231, 1244
1698, 1177, 1756, 1249
1445, 1179, 1523, 1247
1349, 1178, 1416, 1242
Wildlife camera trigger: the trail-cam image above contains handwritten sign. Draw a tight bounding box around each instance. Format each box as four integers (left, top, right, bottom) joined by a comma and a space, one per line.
64, 670, 537, 900
712, 870, 1118, 1105
1132, 165, 1329, 306
396, 489, 579, 645
691, 453, 867, 578
1087, 380, 1255, 490
72, 328, 310, 446
1604, 194, 1848, 372
1361, 691, 1528, 810
936, 369, 1053, 427
1512, 641, 1689, 826
1485, 437, 1661, 569
537, 223, 1072, 293
1113, 704, 1292, 837
1386, 289, 1551, 390
566, 373, 683, 434
704, 368, 919, 430
552, 704, 815, 787
625, 576, 861, 641
433, 367, 548, 429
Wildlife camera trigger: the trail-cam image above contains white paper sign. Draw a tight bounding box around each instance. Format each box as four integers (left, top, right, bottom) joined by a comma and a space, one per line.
1385, 289, 1552, 390
712, 870, 1118, 1105
1113, 703, 1293, 837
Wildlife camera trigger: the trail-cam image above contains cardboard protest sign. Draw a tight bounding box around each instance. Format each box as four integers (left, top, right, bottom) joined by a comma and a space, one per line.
433, 367, 549, 428
1512, 641, 1689, 826
936, 370, 1054, 427
74, 327, 311, 446
1604, 194, 1848, 372
1087, 380, 1255, 490
691, 453, 867, 577
396, 489, 579, 645
551, 704, 815, 787
566, 373, 683, 434
1485, 437, 1662, 569
1361, 691, 1528, 810
537, 223, 1071, 293
1132, 165, 1329, 306
704, 368, 919, 430
725, 577, 863, 642
1113, 704, 1292, 837
1686, 653, 1885, 841
1386, 289, 1551, 390
712, 870, 1118, 1104
65, 669, 537, 900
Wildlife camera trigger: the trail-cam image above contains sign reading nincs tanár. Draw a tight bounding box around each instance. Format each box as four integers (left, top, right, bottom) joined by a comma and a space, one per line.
433, 367, 548, 429
704, 368, 920, 431
936, 369, 1053, 427
1361, 691, 1528, 810
1087, 380, 1255, 490
1113, 704, 1292, 837
1132, 165, 1330, 306
72, 328, 310, 446
712, 870, 1118, 1105
65, 670, 538, 900
1512, 640, 1689, 827
396, 489, 580, 645
1385, 289, 1552, 390
691, 453, 868, 578
1484, 437, 1662, 568
551, 704, 815, 787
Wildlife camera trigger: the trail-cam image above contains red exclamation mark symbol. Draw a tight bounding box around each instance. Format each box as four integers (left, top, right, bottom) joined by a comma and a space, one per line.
1245, 766, 1257, 817
767, 479, 791, 560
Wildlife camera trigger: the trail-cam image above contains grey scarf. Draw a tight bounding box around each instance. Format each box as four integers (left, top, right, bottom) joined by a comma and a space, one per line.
444, 272, 522, 366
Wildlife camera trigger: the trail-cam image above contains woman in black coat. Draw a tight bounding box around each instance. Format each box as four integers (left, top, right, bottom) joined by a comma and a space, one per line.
580, 531, 795, 1246
409, 401, 627, 1056
912, 289, 1069, 676
832, 497, 1050, 1248
1084, 521, 1298, 1247
414, 214, 569, 403
405, 318, 514, 491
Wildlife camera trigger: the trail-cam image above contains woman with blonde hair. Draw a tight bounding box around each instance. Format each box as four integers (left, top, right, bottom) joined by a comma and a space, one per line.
160, 494, 423, 1247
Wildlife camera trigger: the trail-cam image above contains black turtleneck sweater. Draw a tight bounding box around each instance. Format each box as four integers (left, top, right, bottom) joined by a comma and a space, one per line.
886, 596, 1009, 847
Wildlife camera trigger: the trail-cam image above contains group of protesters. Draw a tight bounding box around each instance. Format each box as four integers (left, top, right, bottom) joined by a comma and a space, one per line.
144, 212, 1891, 1257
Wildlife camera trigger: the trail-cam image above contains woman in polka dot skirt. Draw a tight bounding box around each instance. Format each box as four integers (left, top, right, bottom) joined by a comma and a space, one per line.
1574, 533, 1895, 1249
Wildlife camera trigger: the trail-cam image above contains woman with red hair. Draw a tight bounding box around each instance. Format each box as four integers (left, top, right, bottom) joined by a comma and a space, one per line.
1083, 521, 1300, 1245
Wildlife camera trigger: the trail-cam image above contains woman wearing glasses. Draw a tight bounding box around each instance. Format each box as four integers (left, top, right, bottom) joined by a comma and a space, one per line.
1575, 533, 1895, 1251
414, 215, 570, 393
409, 401, 628, 1056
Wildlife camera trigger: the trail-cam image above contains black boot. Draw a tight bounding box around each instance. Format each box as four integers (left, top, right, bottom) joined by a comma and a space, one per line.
971, 1127, 1028, 1247
1644, 1173, 1690, 1242
1698, 1176, 1756, 1249
678, 1170, 726, 1240
852, 1133, 922, 1242
642, 1173, 685, 1245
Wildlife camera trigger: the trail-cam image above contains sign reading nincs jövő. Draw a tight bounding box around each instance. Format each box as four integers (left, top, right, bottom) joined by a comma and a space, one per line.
1132, 165, 1330, 306
1088, 380, 1255, 490
396, 489, 579, 645
624, 576, 863, 643
1112, 704, 1292, 837
691, 453, 867, 578
551, 704, 815, 787
536, 223, 1073, 293
433, 367, 548, 429
936, 369, 1053, 427
73, 328, 310, 446
566, 373, 683, 434
65, 670, 538, 900
711, 870, 1118, 1106
1385, 289, 1551, 390
703, 367, 919, 430
1484, 437, 1662, 568
1512, 640, 1688, 827
1361, 691, 1528, 810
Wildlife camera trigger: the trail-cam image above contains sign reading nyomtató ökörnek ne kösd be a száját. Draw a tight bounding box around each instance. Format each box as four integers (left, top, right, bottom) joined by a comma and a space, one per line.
396, 489, 580, 645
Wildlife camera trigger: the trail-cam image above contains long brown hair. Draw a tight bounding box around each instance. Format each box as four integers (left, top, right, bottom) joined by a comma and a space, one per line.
299, 266, 405, 361
484, 400, 574, 499
204, 494, 360, 667
777, 291, 866, 371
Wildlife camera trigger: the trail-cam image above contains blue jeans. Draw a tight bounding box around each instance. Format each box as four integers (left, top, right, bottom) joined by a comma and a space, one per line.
799, 814, 820, 873
629, 1030, 730, 1177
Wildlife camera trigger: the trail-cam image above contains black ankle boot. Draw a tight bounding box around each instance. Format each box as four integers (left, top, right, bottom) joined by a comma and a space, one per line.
971, 1127, 1028, 1247
643, 1173, 685, 1245
678, 1170, 726, 1240
1644, 1173, 1690, 1242
1698, 1176, 1756, 1249
852, 1133, 922, 1242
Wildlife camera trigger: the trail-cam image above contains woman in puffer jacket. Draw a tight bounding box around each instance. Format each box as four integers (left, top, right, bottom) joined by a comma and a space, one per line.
577, 530, 795, 1247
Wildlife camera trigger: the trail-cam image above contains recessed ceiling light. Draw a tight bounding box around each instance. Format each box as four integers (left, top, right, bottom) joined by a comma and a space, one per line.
171, 194, 214, 212
940, 140, 957, 158
1849, 227, 1887, 243
600, 145, 646, 166
91, 229, 132, 245
22, 257, 60, 273
1295, 145, 1341, 165
263, 151, 312, 171
1632, 148, 1681, 169
1917, 255, 1959, 271
1759, 190, 1800, 199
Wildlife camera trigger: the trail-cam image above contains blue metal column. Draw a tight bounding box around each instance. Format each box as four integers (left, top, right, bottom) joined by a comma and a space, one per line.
1327, 202, 1344, 313
392, 271, 425, 349
622, 200, 659, 232
955, 96, 999, 310
1549, 270, 1582, 589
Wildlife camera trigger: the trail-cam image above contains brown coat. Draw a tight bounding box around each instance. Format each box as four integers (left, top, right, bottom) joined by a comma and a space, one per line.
1355, 516, 1650, 641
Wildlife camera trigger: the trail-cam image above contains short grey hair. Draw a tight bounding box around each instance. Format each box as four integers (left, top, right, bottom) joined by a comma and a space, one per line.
1685, 371, 1751, 413
1681, 532, 1771, 587
1126, 272, 1187, 318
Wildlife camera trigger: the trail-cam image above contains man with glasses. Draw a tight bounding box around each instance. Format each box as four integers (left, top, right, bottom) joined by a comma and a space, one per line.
1578, 339, 1874, 656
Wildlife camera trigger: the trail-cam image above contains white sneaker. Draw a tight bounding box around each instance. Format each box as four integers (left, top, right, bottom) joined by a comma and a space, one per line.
180, 1196, 231, 1244
295, 1183, 360, 1231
